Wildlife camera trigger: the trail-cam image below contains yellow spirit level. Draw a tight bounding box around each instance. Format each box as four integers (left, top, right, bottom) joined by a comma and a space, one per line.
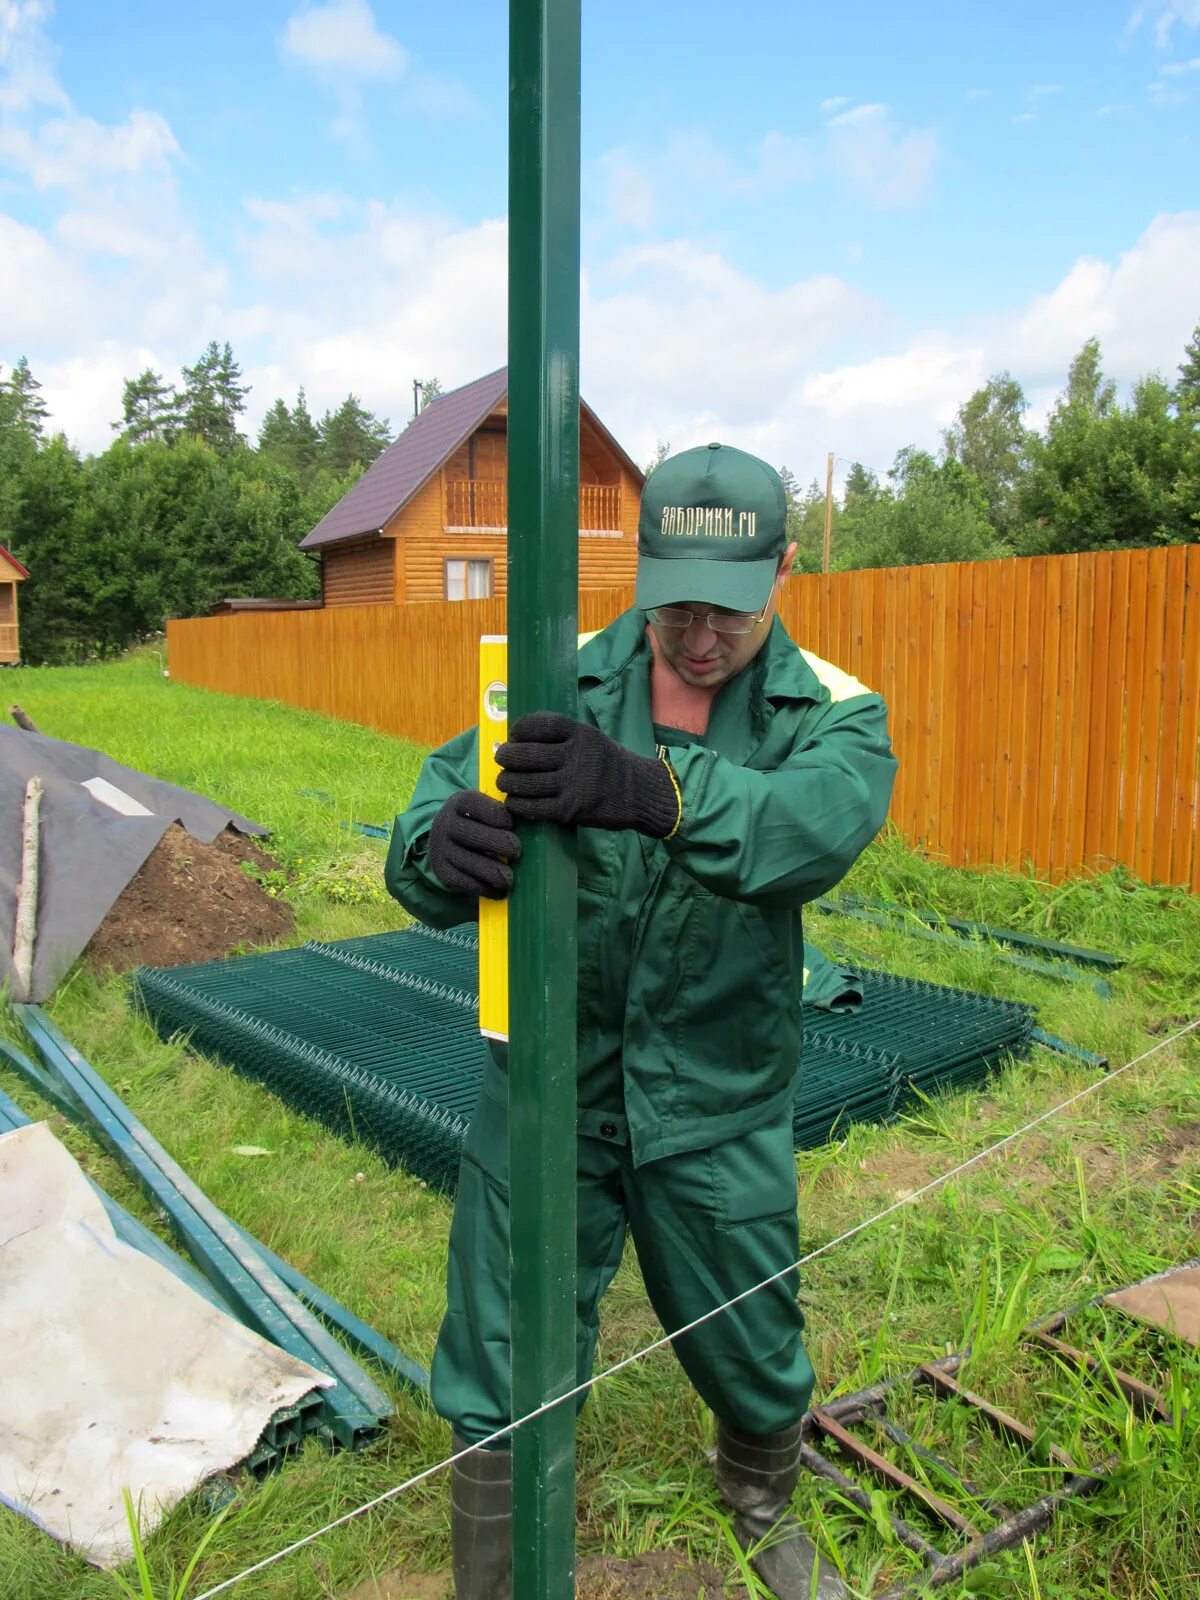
478, 635, 509, 1041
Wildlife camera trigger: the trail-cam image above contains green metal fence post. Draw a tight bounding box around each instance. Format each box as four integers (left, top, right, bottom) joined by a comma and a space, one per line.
508, 1, 581, 1596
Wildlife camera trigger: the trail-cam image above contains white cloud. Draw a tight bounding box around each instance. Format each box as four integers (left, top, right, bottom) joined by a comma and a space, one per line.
800, 341, 987, 423
278, 1, 475, 142
36, 341, 163, 447
1012, 112, 1036, 124
597, 130, 813, 233
1161, 53, 1200, 70
1028, 83, 1064, 97
404, 73, 481, 120
1011, 210, 1200, 384
6, 2, 1199, 497
597, 149, 658, 231
825, 103, 939, 211
0, 105, 178, 189
2, 2, 180, 196
820, 95, 850, 112
0, 0, 64, 113
280, 0, 406, 80
1128, 1, 1200, 47
0, 212, 88, 345
580, 243, 883, 464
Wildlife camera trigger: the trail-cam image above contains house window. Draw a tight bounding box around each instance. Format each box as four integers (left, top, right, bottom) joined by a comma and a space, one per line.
445, 558, 494, 601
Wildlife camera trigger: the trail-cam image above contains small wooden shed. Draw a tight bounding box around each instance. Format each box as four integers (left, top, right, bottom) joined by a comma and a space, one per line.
300, 368, 645, 605
0, 545, 28, 664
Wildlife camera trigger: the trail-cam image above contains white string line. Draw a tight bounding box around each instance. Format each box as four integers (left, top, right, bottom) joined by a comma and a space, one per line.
193, 1014, 1200, 1600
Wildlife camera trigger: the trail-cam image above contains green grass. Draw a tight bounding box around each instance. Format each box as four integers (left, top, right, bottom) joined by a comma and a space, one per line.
1, 649, 1198, 1600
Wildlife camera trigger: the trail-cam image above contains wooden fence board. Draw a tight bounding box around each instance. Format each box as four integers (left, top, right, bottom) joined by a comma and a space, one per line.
1011, 556, 1036, 870
934, 563, 958, 860
1031, 556, 1061, 878
167, 547, 1200, 888
1175, 546, 1200, 891
1060, 556, 1084, 876
1099, 553, 1132, 868
1016, 559, 1048, 874
992, 559, 1016, 867
1151, 546, 1186, 886
1082, 555, 1114, 869
1135, 550, 1169, 884
1117, 550, 1151, 873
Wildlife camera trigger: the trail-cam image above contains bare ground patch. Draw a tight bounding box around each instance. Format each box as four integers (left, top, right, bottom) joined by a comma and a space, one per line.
341, 1551, 731, 1600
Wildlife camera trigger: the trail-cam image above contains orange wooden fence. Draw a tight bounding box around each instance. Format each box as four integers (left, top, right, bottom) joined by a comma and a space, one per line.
167, 546, 1200, 888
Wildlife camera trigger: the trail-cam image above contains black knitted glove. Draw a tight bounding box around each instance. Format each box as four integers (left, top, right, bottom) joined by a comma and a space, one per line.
428, 790, 522, 899
497, 712, 681, 837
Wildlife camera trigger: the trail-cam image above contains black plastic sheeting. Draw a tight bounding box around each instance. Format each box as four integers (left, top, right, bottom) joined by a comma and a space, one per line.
134, 927, 1034, 1194
0, 728, 265, 1001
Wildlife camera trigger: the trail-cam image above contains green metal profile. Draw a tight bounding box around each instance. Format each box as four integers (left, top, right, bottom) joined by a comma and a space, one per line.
0, 1066, 237, 1318
831, 895, 1121, 972
507, 1, 581, 1595
228, 1219, 430, 1399
11, 1005, 393, 1448
813, 901, 1114, 997
0, 1036, 428, 1399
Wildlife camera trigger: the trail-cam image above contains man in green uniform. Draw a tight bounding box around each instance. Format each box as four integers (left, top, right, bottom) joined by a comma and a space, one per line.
386, 443, 897, 1600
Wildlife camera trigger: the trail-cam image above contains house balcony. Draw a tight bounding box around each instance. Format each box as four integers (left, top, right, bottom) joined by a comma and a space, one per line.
445, 479, 622, 534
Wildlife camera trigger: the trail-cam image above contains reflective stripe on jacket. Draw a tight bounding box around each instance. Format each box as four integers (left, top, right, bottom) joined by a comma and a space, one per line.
385, 608, 897, 1165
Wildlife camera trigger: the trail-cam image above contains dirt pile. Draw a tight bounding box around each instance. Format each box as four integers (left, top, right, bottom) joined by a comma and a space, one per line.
85, 824, 293, 974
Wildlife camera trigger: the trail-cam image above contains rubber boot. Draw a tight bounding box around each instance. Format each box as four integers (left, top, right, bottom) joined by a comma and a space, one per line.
715, 1422, 847, 1600
450, 1433, 512, 1599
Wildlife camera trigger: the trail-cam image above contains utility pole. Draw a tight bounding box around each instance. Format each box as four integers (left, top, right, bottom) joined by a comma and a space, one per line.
822, 450, 834, 574
507, 2, 581, 1597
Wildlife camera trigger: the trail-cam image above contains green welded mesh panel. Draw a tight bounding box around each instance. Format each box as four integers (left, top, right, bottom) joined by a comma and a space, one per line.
133, 927, 1034, 1194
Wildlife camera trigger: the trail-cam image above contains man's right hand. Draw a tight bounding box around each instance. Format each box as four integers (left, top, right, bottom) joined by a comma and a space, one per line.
428, 790, 522, 900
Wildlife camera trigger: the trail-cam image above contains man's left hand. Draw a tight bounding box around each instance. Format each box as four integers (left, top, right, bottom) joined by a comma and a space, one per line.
497, 712, 680, 837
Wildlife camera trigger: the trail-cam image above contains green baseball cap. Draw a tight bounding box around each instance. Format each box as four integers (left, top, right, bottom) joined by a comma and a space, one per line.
636, 442, 789, 613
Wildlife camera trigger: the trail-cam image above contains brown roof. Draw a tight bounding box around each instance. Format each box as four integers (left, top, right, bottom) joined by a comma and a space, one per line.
299, 368, 644, 550
0, 544, 29, 579
207, 598, 322, 615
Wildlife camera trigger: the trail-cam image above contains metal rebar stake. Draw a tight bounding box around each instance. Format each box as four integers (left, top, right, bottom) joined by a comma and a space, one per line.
507, 2, 582, 1596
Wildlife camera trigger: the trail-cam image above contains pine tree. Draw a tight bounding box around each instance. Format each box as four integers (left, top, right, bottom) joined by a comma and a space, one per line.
291, 388, 321, 479
257, 398, 296, 463
3, 357, 50, 441
180, 340, 250, 454
116, 368, 181, 445
318, 395, 391, 474
418, 376, 443, 410
843, 462, 877, 502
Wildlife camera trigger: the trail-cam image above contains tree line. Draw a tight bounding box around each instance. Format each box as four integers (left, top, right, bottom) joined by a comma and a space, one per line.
0, 343, 403, 663
2, 328, 1197, 666
779, 326, 1200, 573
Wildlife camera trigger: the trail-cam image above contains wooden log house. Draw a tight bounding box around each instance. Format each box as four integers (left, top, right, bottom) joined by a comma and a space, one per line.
300, 368, 644, 604
0, 544, 28, 663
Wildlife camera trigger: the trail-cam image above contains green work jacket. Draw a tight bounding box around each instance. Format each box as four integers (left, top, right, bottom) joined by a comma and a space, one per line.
385, 608, 897, 1166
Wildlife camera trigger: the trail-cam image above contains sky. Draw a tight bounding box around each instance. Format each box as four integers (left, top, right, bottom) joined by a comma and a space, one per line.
1, 0, 1198, 487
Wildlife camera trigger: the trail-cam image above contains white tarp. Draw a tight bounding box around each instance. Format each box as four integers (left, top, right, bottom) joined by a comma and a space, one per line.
0, 1122, 331, 1568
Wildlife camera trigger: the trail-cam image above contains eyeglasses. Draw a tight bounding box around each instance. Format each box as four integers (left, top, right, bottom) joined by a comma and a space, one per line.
646, 599, 771, 636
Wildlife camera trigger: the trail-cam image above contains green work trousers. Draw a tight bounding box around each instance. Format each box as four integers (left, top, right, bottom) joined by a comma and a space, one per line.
431, 1067, 815, 1445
